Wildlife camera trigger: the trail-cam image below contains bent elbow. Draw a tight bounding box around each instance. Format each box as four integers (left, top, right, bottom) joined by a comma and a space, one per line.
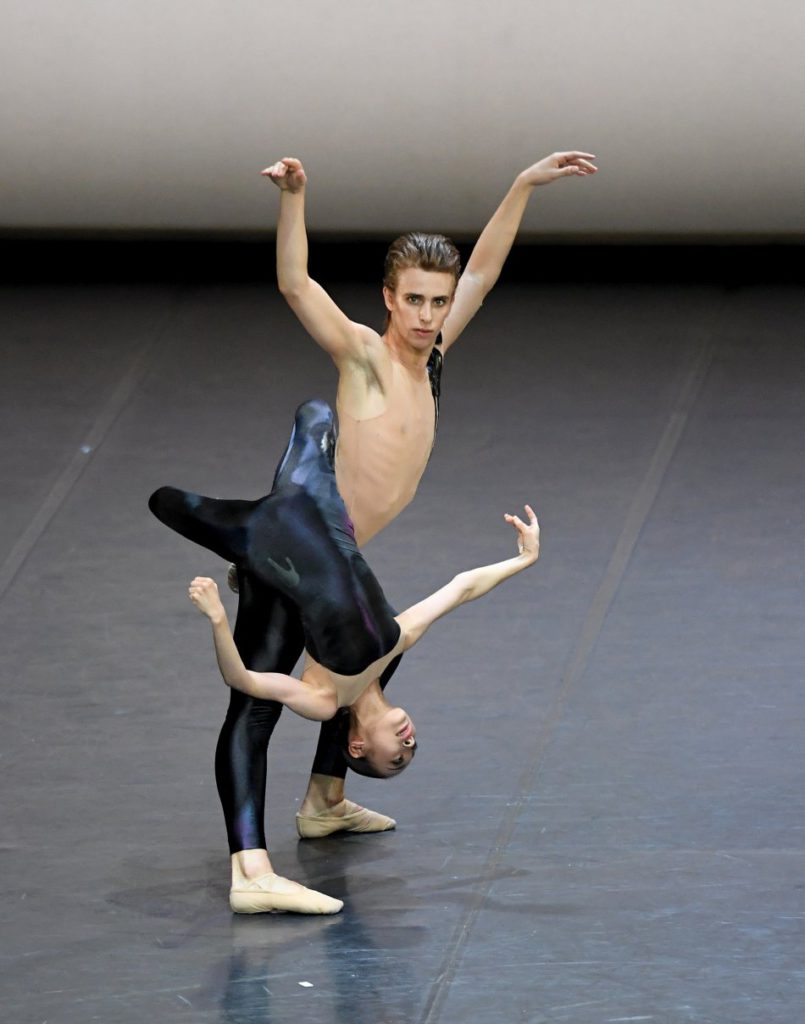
223, 671, 250, 695
278, 277, 309, 304
453, 571, 475, 604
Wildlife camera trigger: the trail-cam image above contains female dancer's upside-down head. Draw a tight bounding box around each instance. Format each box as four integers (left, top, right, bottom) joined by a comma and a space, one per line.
336, 703, 418, 779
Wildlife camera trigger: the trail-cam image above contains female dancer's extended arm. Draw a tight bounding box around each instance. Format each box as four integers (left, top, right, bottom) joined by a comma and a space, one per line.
395, 504, 540, 648
441, 152, 597, 351
188, 577, 336, 721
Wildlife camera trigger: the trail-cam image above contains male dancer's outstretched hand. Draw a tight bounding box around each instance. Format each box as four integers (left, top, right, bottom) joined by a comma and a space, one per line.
519, 152, 598, 187
504, 504, 540, 563
261, 157, 307, 193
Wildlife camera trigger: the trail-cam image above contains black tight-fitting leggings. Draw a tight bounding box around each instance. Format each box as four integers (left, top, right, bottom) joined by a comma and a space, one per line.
149, 399, 402, 853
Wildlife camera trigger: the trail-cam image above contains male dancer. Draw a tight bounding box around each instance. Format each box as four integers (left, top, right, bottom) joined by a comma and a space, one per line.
215, 151, 596, 912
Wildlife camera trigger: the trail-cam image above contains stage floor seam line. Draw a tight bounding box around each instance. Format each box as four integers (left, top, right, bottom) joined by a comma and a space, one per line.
0, 294, 184, 605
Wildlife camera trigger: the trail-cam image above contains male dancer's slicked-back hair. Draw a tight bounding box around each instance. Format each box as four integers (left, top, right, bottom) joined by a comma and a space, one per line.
383, 232, 461, 292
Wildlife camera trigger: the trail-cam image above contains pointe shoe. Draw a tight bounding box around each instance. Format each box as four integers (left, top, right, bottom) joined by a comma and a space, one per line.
296, 799, 397, 839
226, 563, 239, 593
229, 872, 343, 915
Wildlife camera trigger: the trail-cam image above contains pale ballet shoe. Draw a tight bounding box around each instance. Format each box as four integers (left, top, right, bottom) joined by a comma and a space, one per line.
229, 872, 343, 915
296, 799, 397, 839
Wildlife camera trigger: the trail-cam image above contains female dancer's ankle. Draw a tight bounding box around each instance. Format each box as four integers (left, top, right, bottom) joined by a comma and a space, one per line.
232, 849, 273, 883
299, 773, 346, 816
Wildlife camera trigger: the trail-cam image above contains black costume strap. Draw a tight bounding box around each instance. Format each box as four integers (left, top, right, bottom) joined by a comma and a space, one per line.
426, 332, 444, 448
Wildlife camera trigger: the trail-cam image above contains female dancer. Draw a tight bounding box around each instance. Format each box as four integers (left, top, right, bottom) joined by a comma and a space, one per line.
151, 399, 539, 910
183, 397, 538, 773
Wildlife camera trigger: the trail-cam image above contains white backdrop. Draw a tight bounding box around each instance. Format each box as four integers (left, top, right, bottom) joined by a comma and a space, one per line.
3, 1, 804, 236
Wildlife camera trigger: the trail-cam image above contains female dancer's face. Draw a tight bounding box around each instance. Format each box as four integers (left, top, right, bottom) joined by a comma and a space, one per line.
363, 706, 417, 777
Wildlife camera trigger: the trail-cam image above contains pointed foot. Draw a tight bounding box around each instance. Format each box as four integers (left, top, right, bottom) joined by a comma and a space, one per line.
230, 872, 343, 915
296, 799, 397, 839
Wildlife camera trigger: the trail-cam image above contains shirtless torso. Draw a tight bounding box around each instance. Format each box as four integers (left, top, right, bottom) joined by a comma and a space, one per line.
336, 338, 442, 543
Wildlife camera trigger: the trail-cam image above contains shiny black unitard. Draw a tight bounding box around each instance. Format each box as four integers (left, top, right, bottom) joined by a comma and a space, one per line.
149, 401, 402, 851
150, 342, 442, 853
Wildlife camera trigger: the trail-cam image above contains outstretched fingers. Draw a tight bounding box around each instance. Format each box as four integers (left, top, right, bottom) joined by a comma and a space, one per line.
504, 503, 537, 525
504, 504, 540, 557
554, 152, 598, 177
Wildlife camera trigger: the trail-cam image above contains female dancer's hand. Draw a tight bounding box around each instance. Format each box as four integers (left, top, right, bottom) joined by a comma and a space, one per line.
188, 576, 226, 622
518, 152, 597, 187
261, 157, 307, 193
504, 504, 540, 563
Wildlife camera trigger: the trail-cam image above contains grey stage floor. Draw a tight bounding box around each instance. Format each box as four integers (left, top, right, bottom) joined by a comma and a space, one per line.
1, 279, 803, 1023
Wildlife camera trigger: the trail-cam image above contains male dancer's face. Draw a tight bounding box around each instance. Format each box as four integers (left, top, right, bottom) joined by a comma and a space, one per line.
383, 268, 455, 350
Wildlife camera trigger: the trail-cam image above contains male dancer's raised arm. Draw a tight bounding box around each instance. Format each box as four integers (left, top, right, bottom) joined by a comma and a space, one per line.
262, 157, 376, 367
442, 152, 597, 350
